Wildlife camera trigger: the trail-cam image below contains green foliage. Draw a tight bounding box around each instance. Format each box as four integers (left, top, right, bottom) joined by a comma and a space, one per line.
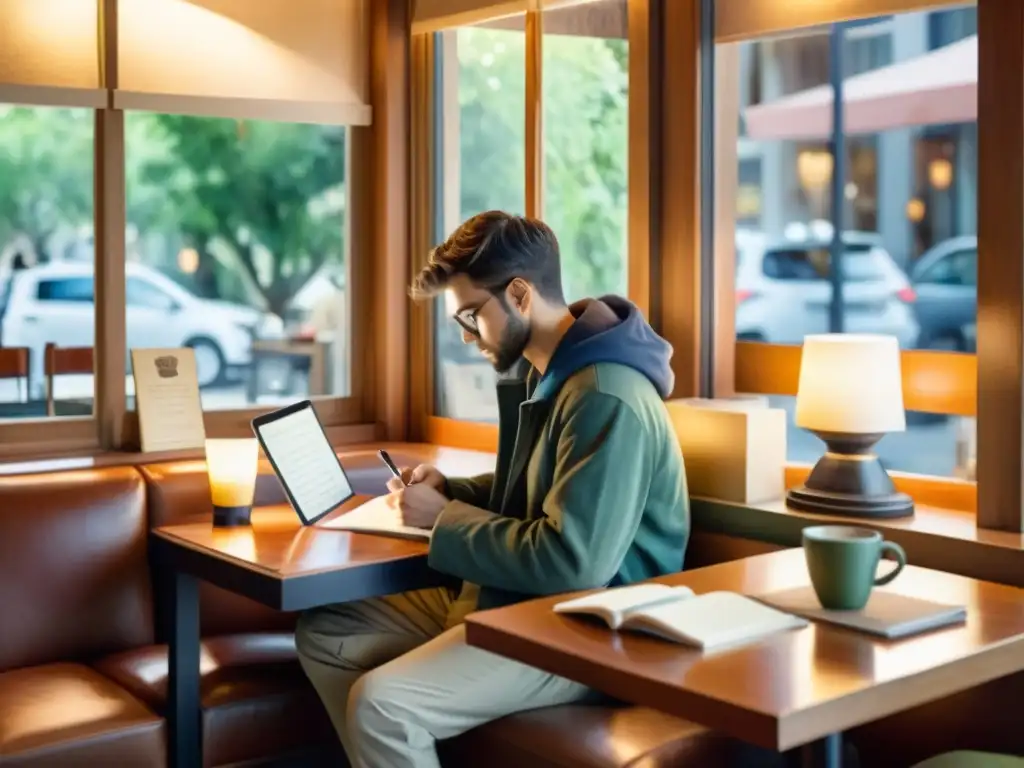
0, 107, 94, 259
128, 115, 347, 315
454, 27, 628, 301
0, 28, 627, 316
0, 107, 345, 316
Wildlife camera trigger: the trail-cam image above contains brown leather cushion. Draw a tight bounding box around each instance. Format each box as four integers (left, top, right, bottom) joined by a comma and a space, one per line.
0, 662, 164, 767
0, 467, 154, 672
94, 633, 336, 767
439, 704, 741, 768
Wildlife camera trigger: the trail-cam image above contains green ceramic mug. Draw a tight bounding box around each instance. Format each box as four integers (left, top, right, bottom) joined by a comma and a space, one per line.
802, 525, 907, 610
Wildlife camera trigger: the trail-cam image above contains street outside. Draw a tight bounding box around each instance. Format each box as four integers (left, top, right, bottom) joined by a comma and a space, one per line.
0, 374, 295, 415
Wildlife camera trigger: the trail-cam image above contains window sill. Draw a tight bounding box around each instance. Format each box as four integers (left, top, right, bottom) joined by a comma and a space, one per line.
0, 423, 382, 477
690, 496, 1024, 588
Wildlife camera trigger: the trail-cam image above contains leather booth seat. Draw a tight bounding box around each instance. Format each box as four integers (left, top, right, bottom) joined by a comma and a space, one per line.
0, 663, 164, 767
3, 450, 1013, 767
440, 704, 740, 768
0, 468, 165, 767
0, 455, 739, 768
94, 634, 333, 768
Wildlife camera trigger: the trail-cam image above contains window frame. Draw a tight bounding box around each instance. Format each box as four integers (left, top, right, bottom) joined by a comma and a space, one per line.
0, 0, 396, 460
715, 0, 1024, 533
410, 0, 655, 441
411, 0, 1015, 528
715, 0, 978, 431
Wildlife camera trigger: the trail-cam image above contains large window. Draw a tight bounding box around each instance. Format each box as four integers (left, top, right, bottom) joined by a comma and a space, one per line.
432, 22, 526, 422
124, 114, 350, 412
0, 107, 95, 421
431, 2, 629, 423
728, 7, 978, 477
542, 0, 628, 302
0, 0, 376, 456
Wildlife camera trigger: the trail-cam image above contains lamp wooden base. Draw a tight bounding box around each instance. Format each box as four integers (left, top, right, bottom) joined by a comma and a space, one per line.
788, 430, 915, 520
787, 484, 914, 519
213, 505, 253, 527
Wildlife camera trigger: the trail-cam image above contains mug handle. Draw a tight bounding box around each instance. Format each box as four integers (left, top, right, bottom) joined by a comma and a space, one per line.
874, 541, 907, 586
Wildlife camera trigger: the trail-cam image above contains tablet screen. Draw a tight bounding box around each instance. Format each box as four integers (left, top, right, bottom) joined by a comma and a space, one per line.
254, 403, 354, 524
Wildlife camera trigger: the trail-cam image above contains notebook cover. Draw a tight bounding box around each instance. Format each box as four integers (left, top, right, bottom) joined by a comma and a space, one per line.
755, 585, 967, 639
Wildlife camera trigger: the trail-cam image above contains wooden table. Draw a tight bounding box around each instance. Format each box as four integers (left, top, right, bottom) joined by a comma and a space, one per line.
153, 502, 451, 768
465, 549, 1024, 767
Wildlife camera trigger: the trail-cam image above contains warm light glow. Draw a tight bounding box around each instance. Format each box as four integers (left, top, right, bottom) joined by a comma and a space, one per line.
928, 157, 954, 190
218, 528, 258, 562
177, 247, 200, 274
205, 438, 258, 508
796, 150, 833, 190
4, 671, 127, 746
117, 0, 367, 104
795, 334, 906, 435
905, 198, 926, 222
1, 0, 100, 89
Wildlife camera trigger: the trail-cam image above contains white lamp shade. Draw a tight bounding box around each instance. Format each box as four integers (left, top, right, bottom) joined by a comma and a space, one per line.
795, 334, 906, 434
205, 438, 259, 508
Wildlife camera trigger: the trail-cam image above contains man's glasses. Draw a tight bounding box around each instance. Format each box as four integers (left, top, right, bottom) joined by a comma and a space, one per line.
453, 295, 495, 336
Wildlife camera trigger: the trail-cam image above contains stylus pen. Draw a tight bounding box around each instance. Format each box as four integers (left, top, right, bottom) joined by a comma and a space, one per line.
378, 450, 407, 486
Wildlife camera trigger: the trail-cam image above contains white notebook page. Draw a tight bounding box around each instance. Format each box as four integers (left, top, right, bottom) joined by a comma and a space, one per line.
554, 583, 693, 616
319, 495, 432, 540
638, 591, 806, 649
258, 406, 353, 521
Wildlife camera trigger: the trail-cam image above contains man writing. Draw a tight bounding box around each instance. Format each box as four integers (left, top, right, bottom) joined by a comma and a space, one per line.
296, 211, 689, 767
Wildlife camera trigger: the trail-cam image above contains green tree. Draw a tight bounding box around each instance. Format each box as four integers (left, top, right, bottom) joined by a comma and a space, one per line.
543, 34, 628, 300
454, 27, 628, 302
0, 107, 94, 261
131, 115, 347, 316
456, 27, 528, 217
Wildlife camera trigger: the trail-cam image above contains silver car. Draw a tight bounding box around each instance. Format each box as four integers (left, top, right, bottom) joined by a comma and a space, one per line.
736, 232, 920, 347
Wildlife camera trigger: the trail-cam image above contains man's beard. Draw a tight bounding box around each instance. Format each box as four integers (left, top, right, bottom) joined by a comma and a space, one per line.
480, 306, 531, 374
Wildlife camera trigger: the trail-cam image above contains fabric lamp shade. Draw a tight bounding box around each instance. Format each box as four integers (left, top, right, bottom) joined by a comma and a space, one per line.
795, 334, 906, 434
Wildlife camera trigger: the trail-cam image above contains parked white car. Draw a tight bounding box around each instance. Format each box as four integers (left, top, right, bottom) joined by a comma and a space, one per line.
735, 234, 920, 347
1, 261, 283, 393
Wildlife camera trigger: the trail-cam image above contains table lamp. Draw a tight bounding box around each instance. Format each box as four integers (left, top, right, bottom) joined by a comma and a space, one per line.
205, 438, 259, 527
786, 334, 914, 519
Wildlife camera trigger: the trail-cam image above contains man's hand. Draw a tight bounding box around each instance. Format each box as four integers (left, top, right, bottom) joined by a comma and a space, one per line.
386, 463, 447, 493
392, 483, 449, 529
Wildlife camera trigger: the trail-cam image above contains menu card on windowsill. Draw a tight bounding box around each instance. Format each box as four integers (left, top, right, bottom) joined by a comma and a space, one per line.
131, 348, 206, 452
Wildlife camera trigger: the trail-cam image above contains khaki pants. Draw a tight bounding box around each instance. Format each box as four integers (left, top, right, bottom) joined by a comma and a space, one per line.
295, 584, 595, 768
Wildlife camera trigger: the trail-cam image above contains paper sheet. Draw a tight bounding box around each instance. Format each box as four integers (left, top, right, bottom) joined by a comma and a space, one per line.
131, 348, 206, 452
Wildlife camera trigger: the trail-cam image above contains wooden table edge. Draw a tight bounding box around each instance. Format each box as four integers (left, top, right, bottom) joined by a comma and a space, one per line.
466, 601, 1024, 752
152, 528, 283, 578
778, 632, 1024, 751
465, 617, 782, 749
152, 527, 445, 612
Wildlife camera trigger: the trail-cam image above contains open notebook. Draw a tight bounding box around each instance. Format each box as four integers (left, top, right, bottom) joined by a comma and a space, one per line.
554, 583, 807, 651
317, 495, 432, 541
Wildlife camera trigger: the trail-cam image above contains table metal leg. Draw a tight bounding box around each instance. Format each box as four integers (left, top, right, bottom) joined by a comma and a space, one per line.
803, 733, 843, 768
168, 571, 201, 768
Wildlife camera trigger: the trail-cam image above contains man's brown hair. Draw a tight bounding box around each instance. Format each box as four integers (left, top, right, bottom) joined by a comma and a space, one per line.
410, 210, 565, 302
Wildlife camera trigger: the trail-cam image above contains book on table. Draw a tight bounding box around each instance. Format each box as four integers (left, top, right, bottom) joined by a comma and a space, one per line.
553, 583, 808, 651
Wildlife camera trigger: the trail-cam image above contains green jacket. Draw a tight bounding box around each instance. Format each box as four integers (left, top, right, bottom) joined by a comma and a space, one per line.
428, 297, 689, 610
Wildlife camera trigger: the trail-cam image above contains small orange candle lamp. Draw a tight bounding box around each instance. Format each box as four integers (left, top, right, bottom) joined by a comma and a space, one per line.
205, 438, 259, 527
